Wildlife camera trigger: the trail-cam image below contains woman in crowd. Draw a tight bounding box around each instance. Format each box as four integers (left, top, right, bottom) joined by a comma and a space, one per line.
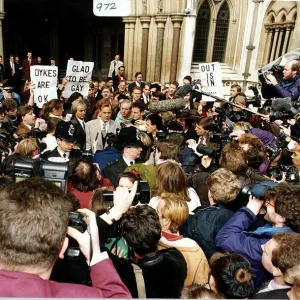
149, 161, 200, 212
41, 117, 61, 153
157, 193, 210, 286
40, 99, 64, 121
209, 252, 254, 299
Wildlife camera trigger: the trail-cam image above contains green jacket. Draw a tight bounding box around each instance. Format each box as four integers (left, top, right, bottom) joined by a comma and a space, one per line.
125, 163, 157, 194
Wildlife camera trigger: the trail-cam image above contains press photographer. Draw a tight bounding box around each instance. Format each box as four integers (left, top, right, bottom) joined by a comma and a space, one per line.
260, 59, 300, 101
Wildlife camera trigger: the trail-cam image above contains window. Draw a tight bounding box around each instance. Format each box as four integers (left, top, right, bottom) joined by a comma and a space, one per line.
212, 1, 230, 62
193, 0, 211, 62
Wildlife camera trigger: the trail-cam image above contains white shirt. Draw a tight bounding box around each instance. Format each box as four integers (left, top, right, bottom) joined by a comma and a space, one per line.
24, 123, 32, 130
57, 147, 70, 158
123, 156, 135, 167
77, 117, 85, 131
142, 93, 149, 104
258, 279, 290, 294
99, 119, 109, 133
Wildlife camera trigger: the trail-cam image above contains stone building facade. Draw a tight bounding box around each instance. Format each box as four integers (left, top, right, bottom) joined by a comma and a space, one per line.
1, 0, 299, 94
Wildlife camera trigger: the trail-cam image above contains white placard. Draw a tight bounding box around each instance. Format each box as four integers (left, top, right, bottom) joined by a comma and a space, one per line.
64, 60, 94, 98
93, 0, 130, 17
198, 62, 224, 101
30, 65, 58, 108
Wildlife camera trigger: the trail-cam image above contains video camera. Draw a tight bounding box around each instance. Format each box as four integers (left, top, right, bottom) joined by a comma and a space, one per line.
268, 165, 300, 182
246, 86, 261, 108
258, 64, 284, 85
196, 133, 231, 159
101, 181, 151, 238
269, 97, 300, 123
241, 181, 277, 202
66, 212, 88, 260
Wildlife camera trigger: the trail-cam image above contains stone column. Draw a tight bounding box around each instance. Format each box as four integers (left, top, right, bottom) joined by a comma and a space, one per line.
0, 12, 4, 59
122, 17, 136, 80
275, 27, 284, 58
177, 14, 197, 85
170, 15, 184, 82
154, 15, 167, 82
287, 26, 295, 52
283, 26, 292, 53
270, 27, 279, 61
140, 16, 151, 79
262, 27, 273, 65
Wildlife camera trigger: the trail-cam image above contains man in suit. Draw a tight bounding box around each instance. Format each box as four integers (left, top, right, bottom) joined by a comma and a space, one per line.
113, 66, 126, 91
108, 54, 123, 78
5, 55, 19, 89
70, 99, 87, 151
43, 121, 82, 161
142, 83, 151, 104
0, 177, 131, 298
86, 102, 118, 153
22, 51, 37, 81
0, 55, 5, 81
102, 126, 144, 187
16, 105, 37, 137
128, 72, 145, 94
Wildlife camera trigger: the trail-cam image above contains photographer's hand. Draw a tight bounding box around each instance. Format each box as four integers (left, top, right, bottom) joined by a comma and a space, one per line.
100, 181, 138, 224
266, 74, 278, 86
67, 208, 103, 266
201, 155, 213, 169
247, 195, 264, 216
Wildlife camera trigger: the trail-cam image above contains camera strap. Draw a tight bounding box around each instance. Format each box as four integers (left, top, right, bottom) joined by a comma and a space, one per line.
131, 263, 146, 298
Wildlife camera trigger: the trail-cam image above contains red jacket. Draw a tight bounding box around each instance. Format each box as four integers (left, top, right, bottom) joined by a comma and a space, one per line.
0, 255, 131, 298
69, 178, 114, 209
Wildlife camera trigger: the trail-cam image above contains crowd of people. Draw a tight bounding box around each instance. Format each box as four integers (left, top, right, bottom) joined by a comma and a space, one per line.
0, 52, 300, 299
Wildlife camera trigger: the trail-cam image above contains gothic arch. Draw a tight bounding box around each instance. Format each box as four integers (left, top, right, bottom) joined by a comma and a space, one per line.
268, 14, 275, 23
195, 0, 216, 18
276, 8, 288, 22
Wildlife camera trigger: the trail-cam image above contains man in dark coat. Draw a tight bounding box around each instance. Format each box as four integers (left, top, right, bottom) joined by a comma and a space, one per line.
182, 168, 240, 259
109, 205, 187, 298
102, 127, 144, 187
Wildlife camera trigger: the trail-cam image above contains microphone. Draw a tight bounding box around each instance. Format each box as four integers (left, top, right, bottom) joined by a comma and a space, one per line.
271, 97, 292, 111
175, 84, 193, 98
148, 98, 186, 113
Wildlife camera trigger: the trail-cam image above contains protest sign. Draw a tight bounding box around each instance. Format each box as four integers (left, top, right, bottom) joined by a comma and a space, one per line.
93, 0, 130, 17
64, 60, 94, 98
198, 62, 224, 101
30, 66, 58, 108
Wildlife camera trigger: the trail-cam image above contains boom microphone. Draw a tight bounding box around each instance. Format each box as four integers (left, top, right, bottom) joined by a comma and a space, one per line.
175, 84, 193, 98
148, 98, 186, 113
271, 97, 293, 111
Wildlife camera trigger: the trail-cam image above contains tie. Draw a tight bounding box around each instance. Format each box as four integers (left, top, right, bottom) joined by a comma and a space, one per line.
11, 63, 14, 76
199, 136, 204, 144
63, 153, 67, 158
102, 122, 107, 138
82, 121, 85, 132
130, 161, 134, 165
29, 59, 31, 66
114, 61, 116, 67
